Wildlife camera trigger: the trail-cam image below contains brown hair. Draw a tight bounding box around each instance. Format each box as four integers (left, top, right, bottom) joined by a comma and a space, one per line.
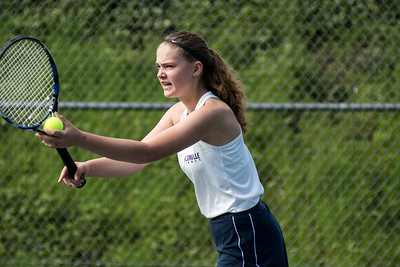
163, 31, 249, 133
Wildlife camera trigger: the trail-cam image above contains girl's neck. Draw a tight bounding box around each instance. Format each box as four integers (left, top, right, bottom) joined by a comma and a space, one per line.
180, 88, 209, 113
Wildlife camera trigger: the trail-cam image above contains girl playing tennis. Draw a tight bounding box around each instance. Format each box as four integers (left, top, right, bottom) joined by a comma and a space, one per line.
37, 31, 288, 267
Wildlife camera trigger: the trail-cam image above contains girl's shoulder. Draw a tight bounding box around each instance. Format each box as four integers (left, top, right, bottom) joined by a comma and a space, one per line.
166, 101, 186, 125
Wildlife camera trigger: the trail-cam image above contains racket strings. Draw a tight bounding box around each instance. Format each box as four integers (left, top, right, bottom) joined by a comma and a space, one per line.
0, 40, 54, 127
3, 42, 51, 102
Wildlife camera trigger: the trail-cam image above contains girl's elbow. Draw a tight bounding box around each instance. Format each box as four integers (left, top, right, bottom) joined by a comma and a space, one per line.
139, 146, 161, 163
143, 146, 171, 163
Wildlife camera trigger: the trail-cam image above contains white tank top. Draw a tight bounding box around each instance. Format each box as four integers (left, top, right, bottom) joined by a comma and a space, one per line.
177, 91, 264, 218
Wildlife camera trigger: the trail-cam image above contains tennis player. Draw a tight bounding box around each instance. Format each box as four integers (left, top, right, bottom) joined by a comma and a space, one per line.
37, 31, 288, 266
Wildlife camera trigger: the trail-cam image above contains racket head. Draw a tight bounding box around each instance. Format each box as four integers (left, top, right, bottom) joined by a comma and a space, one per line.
0, 36, 59, 131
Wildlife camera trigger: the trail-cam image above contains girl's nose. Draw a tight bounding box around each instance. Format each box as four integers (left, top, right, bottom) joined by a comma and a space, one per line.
157, 68, 165, 79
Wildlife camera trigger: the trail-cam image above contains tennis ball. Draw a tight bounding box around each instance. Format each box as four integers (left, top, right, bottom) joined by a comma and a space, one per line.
43, 116, 64, 131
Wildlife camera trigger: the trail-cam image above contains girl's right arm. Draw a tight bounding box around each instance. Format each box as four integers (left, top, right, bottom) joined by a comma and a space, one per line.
84, 157, 149, 178
58, 158, 149, 186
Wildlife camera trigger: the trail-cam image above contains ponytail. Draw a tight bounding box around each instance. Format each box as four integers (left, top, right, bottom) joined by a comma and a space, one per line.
205, 49, 248, 133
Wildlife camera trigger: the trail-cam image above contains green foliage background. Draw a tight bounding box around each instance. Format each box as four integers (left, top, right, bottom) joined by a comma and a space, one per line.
0, 0, 399, 266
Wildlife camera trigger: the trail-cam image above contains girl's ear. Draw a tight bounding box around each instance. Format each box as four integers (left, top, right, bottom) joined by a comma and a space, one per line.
193, 61, 203, 77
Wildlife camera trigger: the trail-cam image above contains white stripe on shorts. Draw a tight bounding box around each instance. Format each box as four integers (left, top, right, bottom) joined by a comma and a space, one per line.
232, 216, 245, 267
231, 214, 260, 267
248, 213, 260, 267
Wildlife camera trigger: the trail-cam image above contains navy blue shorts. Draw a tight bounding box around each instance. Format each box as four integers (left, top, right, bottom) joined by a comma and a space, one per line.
209, 201, 288, 267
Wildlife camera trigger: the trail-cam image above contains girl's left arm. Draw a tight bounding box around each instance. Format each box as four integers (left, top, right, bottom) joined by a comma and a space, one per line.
37, 102, 226, 164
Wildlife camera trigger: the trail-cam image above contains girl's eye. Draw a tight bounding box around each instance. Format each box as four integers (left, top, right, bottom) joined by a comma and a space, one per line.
155, 64, 174, 69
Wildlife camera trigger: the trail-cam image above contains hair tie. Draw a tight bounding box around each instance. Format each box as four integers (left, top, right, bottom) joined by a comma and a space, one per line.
164, 39, 203, 64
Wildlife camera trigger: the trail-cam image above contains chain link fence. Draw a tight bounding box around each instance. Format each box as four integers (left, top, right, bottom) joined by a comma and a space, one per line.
1, 1, 399, 266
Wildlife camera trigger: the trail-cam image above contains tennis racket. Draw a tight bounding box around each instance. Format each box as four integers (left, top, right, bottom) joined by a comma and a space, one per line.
0, 36, 86, 188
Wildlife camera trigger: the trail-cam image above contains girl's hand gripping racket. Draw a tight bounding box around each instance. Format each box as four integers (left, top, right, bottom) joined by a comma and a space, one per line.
0, 36, 86, 188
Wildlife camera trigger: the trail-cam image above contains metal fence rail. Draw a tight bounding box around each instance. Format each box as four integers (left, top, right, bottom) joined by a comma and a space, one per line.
60, 102, 400, 112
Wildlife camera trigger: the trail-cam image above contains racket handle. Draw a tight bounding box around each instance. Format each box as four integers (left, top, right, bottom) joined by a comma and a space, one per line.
56, 148, 86, 188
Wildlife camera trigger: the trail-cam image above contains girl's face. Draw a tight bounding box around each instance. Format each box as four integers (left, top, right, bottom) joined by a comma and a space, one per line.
156, 43, 196, 99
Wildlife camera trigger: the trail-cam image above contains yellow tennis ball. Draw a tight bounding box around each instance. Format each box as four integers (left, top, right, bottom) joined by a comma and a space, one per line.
43, 116, 64, 131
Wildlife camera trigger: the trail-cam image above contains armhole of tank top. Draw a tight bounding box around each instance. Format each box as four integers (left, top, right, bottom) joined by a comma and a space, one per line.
196, 94, 219, 111
180, 92, 218, 122
180, 109, 188, 122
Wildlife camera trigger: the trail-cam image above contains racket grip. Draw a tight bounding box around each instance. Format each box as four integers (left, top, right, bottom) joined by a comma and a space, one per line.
56, 148, 86, 188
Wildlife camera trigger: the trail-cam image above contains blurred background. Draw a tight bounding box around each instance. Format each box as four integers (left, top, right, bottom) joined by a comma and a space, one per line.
0, 0, 399, 266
